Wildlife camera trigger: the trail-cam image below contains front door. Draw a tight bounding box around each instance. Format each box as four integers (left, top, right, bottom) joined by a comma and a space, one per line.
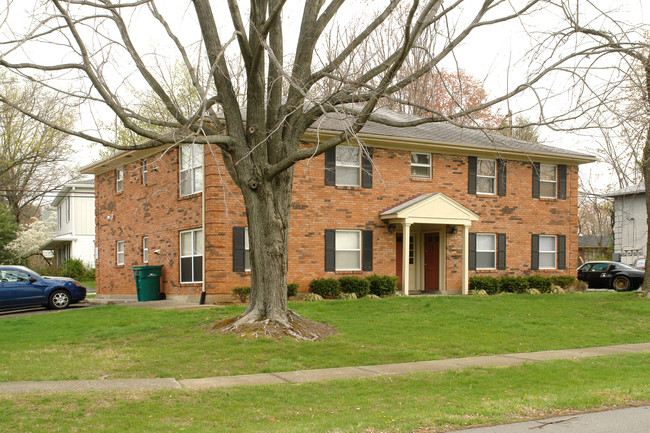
424, 233, 439, 290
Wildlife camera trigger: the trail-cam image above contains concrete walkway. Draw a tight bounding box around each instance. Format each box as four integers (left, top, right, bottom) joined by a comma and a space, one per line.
1, 342, 649, 394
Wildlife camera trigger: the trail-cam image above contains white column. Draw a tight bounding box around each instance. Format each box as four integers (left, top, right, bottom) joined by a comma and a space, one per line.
402, 222, 411, 296
462, 224, 469, 295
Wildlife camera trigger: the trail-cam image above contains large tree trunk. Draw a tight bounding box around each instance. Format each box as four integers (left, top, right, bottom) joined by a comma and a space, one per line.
641, 61, 650, 297
212, 167, 337, 340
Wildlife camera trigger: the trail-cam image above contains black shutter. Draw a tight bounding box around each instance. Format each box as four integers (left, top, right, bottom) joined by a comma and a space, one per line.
325, 229, 336, 271
362, 230, 373, 271
497, 159, 507, 197
558, 164, 567, 200
557, 234, 566, 269
325, 148, 336, 186
531, 234, 540, 270
532, 162, 540, 198
233, 227, 245, 272
468, 156, 477, 194
468, 232, 477, 270
361, 148, 373, 188
497, 233, 506, 270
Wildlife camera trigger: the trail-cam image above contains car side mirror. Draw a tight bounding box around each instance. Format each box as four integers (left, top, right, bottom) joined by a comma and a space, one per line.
29, 276, 38, 283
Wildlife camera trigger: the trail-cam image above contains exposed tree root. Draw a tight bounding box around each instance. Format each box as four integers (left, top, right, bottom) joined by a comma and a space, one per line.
212, 310, 337, 341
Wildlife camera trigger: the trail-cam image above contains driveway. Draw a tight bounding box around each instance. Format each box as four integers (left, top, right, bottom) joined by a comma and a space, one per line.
449, 405, 650, 433
0, 302, 93, 318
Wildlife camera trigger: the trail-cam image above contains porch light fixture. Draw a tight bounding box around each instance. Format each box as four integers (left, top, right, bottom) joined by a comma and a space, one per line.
448, 226, 458, 234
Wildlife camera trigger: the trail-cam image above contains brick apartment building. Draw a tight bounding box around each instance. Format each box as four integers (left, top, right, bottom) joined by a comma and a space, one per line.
81, 111, 596, 302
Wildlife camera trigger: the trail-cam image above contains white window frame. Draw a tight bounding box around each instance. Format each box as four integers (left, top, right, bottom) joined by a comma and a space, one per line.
539, 164, 557, 199
57, 203, 62, 229
116, 240, 125, 266
335, 229, 362, 271
411, 152, 432, 179
476, 158, 496, 195
179, 144, 203, 196
539, 235, 557, 270
116, 168, 124, 193
180, 228, 203, 283
142, 159, 148, 185
65, 197, 70, 223
476, 233, 496, 270
142, 236, 149, 263
244, 228, 251, 271
335, 146, 361, 187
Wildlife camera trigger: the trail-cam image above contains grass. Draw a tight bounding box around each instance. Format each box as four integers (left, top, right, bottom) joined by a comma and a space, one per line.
1, 352, 649, 432
0, 292, 649, 382
80, 279, 95, 291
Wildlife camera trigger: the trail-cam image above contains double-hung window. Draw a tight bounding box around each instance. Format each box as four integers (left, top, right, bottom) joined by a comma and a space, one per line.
142, 159, 148, 185
116, 168, 124, 193
116, 240, 125, 266
244, 228, 251, 271
180, 144, 203, 196
335, 230, 362, 271
180, 228, 203, 283
411, 152, 431, 178
335, 146, 361, 186
539, 164, 557, 198
538, 235, 557, 269
476, 234, 496, 269
477, 159, 496, 194
142, 237, 149, 263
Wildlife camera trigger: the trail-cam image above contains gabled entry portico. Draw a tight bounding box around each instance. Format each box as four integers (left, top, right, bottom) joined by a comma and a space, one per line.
380, 193, 479, 295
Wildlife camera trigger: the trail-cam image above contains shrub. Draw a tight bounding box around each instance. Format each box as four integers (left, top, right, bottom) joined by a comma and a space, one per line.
309, 278, 341, 298
470, 289, 488, 296
366, 274, 398, 297
469, 276, 499, 294
287, 282, 299, 298
365, 294, 381, 299
338, 292, 357, 300
550, 285, 565, 294
550, 276, 576, 289
338, 276, 370, 297
527, 288, 541, 295
84, 267, 96, 281
232, 286, 251, 303
303, 293, 324, 302
567, 280, 588, 292
526, 275, 553, 293
62, 259, 87, 281
499, 276, 529, 294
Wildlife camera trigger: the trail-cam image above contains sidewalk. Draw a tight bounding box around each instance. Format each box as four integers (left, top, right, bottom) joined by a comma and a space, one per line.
1, 342, 649, 394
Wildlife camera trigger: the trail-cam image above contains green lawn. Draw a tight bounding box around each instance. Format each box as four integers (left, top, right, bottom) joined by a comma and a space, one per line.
1, 292, 649, 382
1, 353, 649, 432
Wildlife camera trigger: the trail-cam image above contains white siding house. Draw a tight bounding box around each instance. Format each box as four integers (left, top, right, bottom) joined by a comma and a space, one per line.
41, 179, 96, 268
608, 185, 647, 265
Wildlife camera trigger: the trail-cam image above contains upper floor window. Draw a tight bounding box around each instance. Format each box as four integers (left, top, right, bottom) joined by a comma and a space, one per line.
335, 146, 361, 186
539, 164, 557, 198
180, 228, 203, 283
116, 240, 125, 266
57, 204, 62, 229
180, 144, 203, 196
116, 168, 124, 193
411, 153, 431, 179
142, 159, 148, 185
65, 197, 71, 223
477, 159, 496, 194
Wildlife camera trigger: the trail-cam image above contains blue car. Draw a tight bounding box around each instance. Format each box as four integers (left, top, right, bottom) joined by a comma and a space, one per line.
0, 266, 87, 310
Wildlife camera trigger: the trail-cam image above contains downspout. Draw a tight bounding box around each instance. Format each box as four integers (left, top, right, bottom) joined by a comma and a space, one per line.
199, 146, 207, 304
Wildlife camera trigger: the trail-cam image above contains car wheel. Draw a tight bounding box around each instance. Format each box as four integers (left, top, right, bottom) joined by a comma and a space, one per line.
612, 276, 631, 292
49, 290, 70, 309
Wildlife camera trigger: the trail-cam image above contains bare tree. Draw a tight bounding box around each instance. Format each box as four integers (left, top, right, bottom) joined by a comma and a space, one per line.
0, 72, 75, 223
2, 0, 642, 336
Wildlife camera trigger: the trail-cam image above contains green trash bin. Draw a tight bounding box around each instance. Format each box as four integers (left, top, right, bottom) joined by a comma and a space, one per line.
132, 265, 163, 302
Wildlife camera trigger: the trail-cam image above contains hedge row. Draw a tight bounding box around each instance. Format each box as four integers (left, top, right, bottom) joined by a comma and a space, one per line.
469, 275, 578, 295
309, 275, 398, 298
232, 282, 299, 303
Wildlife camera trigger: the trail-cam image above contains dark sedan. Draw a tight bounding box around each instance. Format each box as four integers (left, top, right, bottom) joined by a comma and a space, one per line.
0, 266, 87, 310
577, 261, 644, 292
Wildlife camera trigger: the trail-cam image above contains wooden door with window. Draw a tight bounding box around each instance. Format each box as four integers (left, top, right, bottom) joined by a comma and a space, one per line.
424, 233, 439, 290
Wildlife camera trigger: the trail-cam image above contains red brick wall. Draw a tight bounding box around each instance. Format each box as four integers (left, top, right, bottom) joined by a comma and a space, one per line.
94, 145, 579, 298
